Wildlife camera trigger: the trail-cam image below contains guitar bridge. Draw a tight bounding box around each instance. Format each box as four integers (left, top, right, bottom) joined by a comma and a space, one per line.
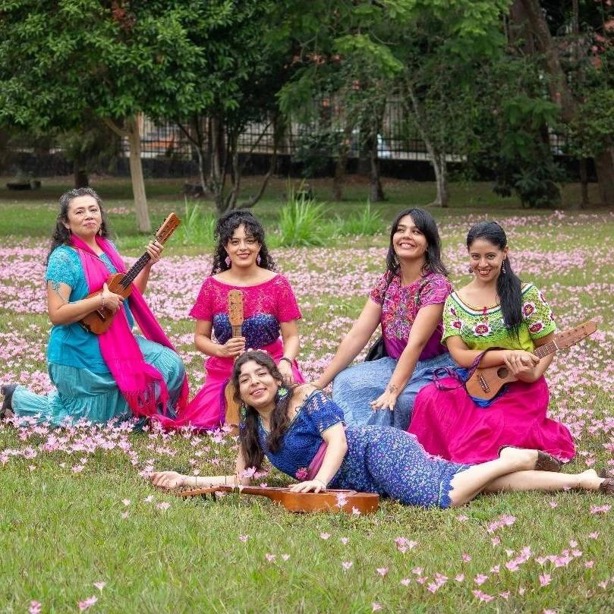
477, 373, 490, 393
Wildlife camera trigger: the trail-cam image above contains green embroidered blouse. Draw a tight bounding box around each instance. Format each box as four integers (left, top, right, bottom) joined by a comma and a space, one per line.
442, 283, 556, 352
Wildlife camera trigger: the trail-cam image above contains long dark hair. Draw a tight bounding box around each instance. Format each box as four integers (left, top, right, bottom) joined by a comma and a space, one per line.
385, 208, 448, 282
47, 188, 110, 262
231, 350, 295, 471
211, 210, 276, 274
466, 221, 522, 334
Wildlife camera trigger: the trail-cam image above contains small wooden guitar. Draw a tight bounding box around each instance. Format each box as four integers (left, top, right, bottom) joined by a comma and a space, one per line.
80, 213, 180, 335
223, 290, 244, 433
176, 484, 380, 515
465, 320, 598, 401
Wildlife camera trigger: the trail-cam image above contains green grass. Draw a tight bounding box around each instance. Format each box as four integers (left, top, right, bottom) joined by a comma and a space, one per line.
0, 178, 613, 612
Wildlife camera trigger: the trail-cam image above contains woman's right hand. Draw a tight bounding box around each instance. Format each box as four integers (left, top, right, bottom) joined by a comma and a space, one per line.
219, 336, 246, 358
150, 471, 186, 489
100, 282, 124, 313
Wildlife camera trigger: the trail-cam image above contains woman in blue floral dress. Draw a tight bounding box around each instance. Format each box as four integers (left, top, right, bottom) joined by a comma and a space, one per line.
152, 351, 613, 507
314, 208, 454, 431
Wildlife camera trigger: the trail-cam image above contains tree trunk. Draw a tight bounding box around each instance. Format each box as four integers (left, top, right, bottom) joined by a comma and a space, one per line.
73, 160, 89, 188
103, 115, 151, 232
209, 116, 228, 214
432, 154, 449, 208
594, 148, 614, 206
127, 115, 151, 233
368, 136, 385, 202
404, 75, 448, 207
332, 124, 352, 201
575, 158, 589, 210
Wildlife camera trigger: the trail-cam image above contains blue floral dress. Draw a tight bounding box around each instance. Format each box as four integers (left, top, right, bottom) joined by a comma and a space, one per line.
259, 390, 470, 508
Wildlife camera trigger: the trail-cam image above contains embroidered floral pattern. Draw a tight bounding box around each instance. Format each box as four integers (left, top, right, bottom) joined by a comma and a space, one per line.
442, 283, 555, 352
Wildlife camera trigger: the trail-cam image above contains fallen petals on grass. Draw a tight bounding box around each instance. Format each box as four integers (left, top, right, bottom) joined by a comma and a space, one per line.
78, 596, 98, 611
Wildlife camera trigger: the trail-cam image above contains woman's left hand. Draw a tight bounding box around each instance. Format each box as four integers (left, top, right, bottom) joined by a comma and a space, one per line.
145, 240, 164, 265
150, 471, 185, 489
290, 479, 326, 493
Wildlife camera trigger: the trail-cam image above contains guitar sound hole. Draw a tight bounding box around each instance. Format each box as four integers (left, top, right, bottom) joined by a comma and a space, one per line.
497, 367, 509, 378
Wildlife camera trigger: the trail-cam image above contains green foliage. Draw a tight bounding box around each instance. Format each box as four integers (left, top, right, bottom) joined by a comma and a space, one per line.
275, 188, 327, 247
336, 202, 384, 237
567, 47, 614, 158
177, 199, 217, 247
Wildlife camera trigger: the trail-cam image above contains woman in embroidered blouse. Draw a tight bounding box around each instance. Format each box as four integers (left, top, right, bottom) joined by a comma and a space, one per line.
169, 210, 303, 431
314, 208, 454, 431
408, 221, 575, 464
151, 351, 613, 506
0, 188, 187, 425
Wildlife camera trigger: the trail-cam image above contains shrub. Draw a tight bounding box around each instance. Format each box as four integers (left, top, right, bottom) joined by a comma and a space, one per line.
275, 189, 327, 247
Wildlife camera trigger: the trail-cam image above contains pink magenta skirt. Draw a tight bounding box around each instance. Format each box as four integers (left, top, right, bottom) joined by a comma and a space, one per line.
407, 376, 575, 464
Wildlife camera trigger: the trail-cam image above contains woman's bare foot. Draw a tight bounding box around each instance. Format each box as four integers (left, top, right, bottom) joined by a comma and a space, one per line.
576, 469, 603, 491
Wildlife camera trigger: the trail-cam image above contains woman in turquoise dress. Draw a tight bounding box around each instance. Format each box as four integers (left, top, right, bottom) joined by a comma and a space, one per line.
314, 208, 454, 431
151, 351, 613, 507
0, 188, 187, 426
408, 221, 575, 464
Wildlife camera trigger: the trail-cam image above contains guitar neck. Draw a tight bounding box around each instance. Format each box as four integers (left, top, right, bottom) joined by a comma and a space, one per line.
231, 324, 243, 338
117, 213, 180, 290
119, 252, 152, 289
534, 340, 558, 359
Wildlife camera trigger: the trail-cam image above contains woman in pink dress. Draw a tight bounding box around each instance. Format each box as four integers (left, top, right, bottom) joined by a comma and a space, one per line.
408, 221, 575, 464
169, 210, 303, 431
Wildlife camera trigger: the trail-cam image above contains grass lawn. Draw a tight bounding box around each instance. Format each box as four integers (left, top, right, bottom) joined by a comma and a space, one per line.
0, 177, 613, 612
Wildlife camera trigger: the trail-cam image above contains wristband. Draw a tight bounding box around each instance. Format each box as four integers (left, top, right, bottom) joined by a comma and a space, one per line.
313, 478, 327, 490
279, 357, 293, 365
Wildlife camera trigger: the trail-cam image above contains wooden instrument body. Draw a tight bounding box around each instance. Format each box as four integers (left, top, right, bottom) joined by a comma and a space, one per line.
80, 213, 180, 335
177, 484, 380, 514
465, 320, 597, 400
223, 290, 244, 433
80, 273, 134, 335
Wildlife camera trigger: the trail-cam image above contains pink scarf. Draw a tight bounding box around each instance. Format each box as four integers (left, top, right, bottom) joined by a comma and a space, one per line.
72, 235, 188, 418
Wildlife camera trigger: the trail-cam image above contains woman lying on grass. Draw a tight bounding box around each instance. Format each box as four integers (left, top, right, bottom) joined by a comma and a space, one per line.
151, 350, 613, 508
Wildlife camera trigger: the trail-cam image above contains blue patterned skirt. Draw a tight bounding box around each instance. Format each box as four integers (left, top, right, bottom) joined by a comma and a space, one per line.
332, 353, 455, 430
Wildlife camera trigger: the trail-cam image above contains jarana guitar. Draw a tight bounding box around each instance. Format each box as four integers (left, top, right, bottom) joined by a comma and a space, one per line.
223, 290, 244, 433
176, 484, 380, 515
465, 320, 597, 401
80, 212, 180, 335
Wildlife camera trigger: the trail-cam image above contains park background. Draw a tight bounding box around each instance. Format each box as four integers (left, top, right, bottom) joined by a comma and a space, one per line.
1, 1, 614, 613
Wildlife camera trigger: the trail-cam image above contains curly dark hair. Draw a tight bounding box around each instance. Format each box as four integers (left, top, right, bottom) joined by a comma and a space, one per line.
47, 188, 110, 263
384, 208, 448, 284
210, 210, 276, 274
466, 221, 522, 335
231, 350, 296, 471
